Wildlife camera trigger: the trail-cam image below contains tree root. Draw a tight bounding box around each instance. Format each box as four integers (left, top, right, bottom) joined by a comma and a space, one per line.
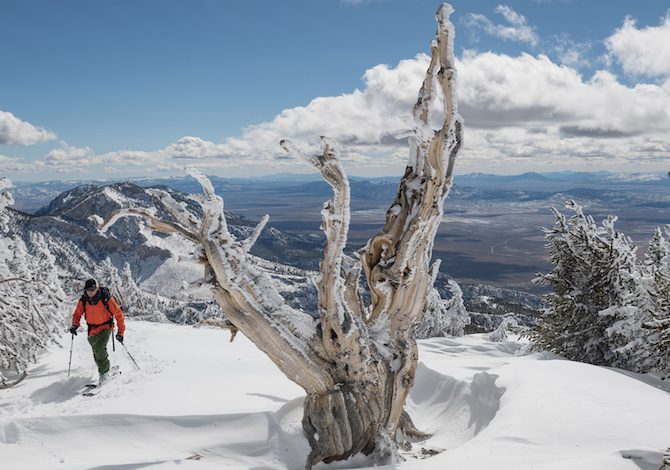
398, 409, 432, 439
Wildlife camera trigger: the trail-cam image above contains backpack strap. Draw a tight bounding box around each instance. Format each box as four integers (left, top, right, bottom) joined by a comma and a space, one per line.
99, 287, 111, 312
80, 287, 113, 317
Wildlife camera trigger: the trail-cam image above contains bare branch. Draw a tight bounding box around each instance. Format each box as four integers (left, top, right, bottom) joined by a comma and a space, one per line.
342, 254, 366, 319
197, 317, 239, 342
145, 188, 201, 234
281, 138, 361, 361
212, 285, 333, 392
363, 3, 461, 332
99, 207, 200, 243
186, 168, 229, 238
241, 214, 269, 253
96, 176, 335, 393
0, 277, 32, 285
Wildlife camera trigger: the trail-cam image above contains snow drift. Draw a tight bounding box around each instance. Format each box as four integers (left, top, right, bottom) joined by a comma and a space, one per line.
1, 321, 668, 469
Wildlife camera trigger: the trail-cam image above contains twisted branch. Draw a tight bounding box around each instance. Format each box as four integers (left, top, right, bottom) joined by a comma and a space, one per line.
101, 177, 334, 394
280, 138, 363, 362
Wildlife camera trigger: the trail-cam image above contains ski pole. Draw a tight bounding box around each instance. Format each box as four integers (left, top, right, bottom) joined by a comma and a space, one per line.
67, 333, 74, 377
121, 342, 140, 370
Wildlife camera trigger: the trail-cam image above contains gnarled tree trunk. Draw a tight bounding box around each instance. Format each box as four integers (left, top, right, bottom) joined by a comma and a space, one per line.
100, 4, 462, 468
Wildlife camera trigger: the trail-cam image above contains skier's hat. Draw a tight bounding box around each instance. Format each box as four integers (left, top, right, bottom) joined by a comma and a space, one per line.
84, 278, 98, 290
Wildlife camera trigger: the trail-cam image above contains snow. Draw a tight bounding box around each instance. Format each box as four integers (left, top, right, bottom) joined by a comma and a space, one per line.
2, 321, 668, 469
607, 173, 663, 182
102, 186, 131, 206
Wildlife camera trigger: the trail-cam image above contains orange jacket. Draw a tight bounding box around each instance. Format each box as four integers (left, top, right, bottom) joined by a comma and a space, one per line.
72, 296, 126, 337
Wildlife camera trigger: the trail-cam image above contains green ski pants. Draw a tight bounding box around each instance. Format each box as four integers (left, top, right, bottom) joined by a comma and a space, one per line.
88, 329, 111, 375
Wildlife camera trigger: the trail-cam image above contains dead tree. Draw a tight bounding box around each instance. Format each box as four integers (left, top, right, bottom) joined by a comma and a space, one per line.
100, 4, 462, 468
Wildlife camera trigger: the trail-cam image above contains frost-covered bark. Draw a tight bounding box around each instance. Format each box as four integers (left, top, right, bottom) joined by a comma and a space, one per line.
99, 4, 462, 467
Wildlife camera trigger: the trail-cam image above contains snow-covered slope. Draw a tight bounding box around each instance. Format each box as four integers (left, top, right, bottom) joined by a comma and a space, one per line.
2, 321, 668, 469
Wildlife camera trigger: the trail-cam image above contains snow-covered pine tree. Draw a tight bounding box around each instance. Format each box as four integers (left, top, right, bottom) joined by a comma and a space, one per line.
533, 202, 649, 370
0, 177, 13, 230
119, 262, 149, 318
417, 279, 469, 338
0, 182, 68, 385
94, 257, 125, 303
0, 236, 66, 383
488, 316, 519, 342
99, 5, 463, 467
641, 226, 670, 378
26, 232, 67, 336
596, 214, 652, 370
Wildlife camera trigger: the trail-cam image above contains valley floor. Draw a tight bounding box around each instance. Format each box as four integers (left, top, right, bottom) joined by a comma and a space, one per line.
1, 321, 668, 470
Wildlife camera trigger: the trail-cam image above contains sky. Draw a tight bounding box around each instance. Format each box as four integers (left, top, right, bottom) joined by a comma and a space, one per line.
1, 0, 670, 182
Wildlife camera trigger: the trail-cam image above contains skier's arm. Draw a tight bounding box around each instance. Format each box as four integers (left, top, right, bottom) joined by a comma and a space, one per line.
109, 297, 125, 336
71, 300, 84, 327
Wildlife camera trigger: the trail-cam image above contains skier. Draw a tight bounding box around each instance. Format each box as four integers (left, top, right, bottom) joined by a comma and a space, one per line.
69, 278, 126, 384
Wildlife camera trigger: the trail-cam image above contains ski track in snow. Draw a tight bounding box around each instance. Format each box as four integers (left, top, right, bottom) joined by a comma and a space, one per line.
1, 320, 669, 470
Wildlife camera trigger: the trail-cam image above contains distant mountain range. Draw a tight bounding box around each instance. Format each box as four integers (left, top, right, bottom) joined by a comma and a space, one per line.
4, 180, 545, 327
10, 171, 668, 214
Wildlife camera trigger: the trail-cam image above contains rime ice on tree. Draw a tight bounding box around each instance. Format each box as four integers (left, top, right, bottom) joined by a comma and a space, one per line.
100, 4, 463, 467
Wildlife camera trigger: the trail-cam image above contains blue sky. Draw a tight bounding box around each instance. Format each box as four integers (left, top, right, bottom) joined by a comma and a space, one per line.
1, 0, 669, 181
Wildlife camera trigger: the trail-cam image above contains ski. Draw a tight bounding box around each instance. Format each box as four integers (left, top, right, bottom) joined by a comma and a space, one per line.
82, 368, 121, 396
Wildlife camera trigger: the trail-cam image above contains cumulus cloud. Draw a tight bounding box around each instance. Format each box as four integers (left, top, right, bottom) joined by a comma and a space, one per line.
0, 111, 57, 145
0, 153, 42, 172
15, 31, 669, 177
464, 5, 539, 47
44, 143, 95, 165
551, 36, 592, 69
458, 52, 670, 136
606, 14, 670, 78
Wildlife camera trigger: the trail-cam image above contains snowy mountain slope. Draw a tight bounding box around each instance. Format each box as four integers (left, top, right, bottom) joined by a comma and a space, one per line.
6, 182, 325, 297
30, 182, 325, 271
1, 321, 668, 470
7, 182, 543, 324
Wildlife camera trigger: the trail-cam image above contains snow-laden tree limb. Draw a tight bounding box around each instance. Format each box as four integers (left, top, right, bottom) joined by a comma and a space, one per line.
100, 178, 334, 394
281, 137, 366, 364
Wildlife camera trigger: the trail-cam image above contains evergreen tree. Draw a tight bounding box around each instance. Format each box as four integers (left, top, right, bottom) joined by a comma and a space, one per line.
0, 236, 66, 378
641, 227, 670, 378
533, 202, 649, 369
0, 177, 13, 232
417, 280, 470, 338
0, 184, 67, 382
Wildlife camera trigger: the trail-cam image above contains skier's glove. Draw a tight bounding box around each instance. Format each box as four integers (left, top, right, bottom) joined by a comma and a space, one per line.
116, 334, 124, 344
69, 325, 78, 335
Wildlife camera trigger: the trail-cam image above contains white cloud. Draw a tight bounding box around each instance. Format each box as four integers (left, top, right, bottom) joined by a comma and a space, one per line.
551, 36, 592, 69
44, 142, 95, 165
18, 41, 670, 177
0, 153, 42, 172
458, 52, 670, 136
606, 14, 670, 78
0, 111, 57, 145
464, 5, 539, 47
